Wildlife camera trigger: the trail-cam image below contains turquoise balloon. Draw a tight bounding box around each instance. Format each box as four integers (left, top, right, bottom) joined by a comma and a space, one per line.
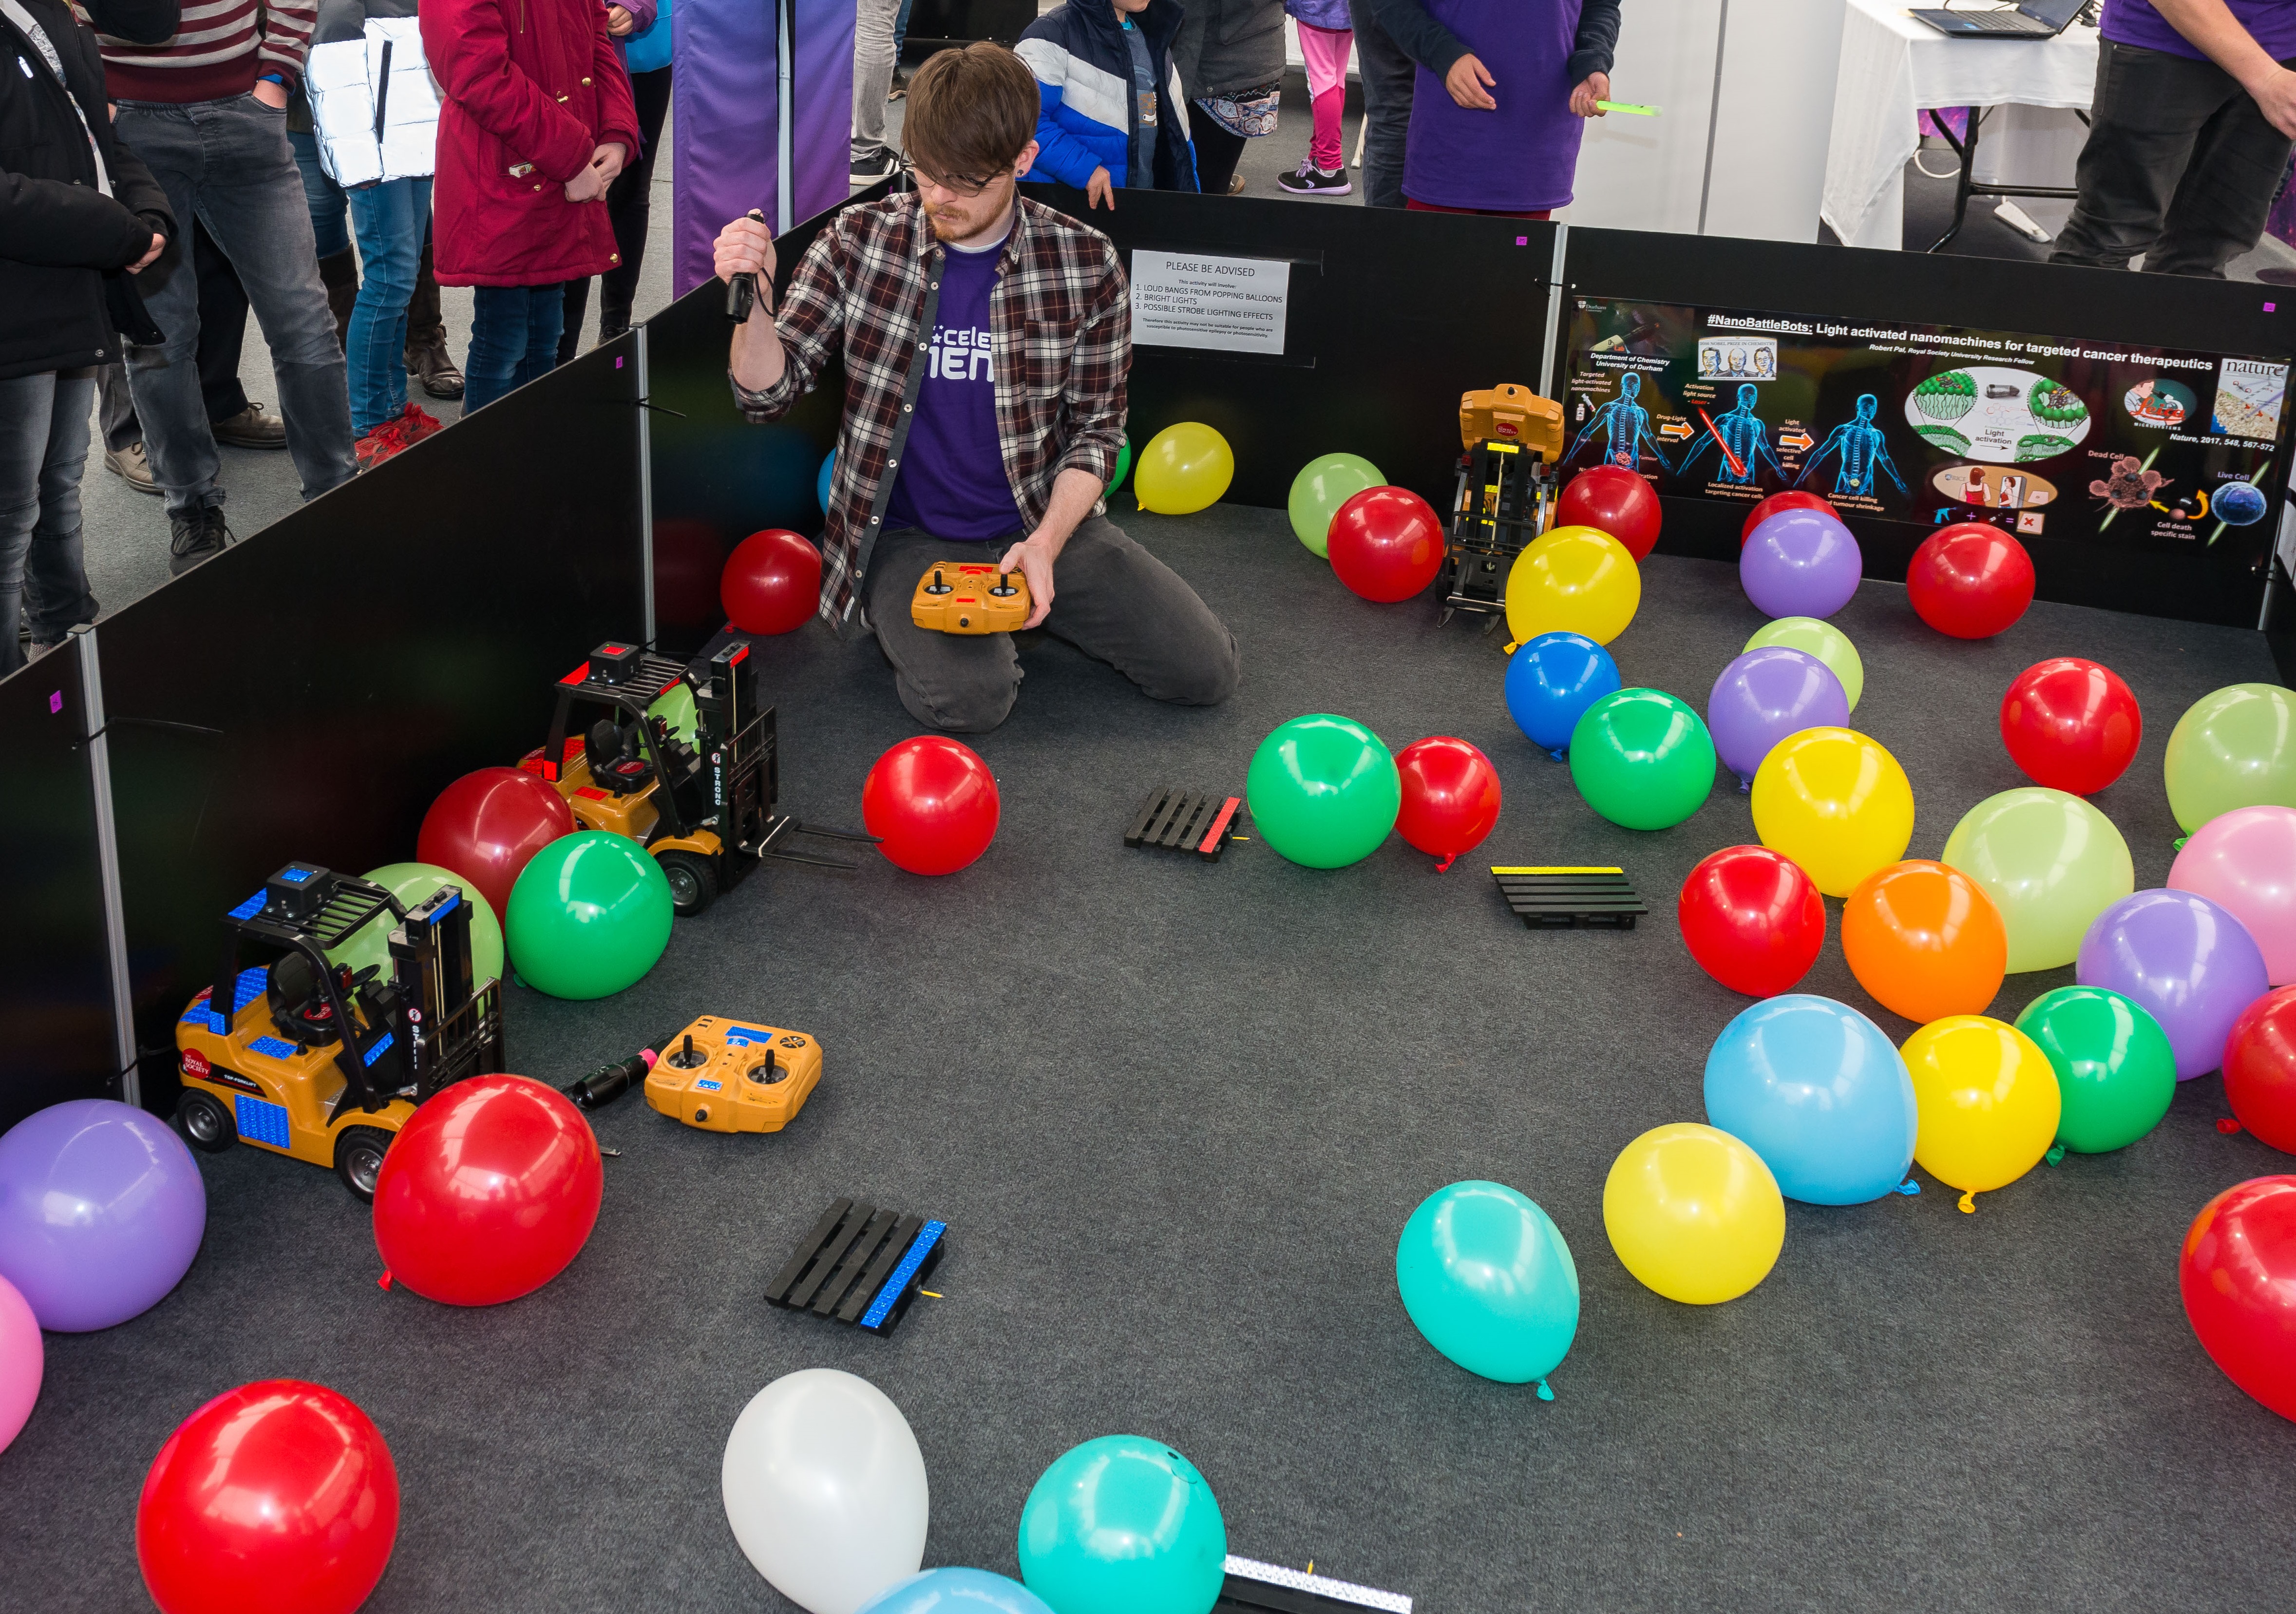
1244, 714, 1401, 869
816, 448, 836, 515
1018, 1436, 1226, 1614
859, 1568, 1056, 1614
1395, 1180, 1579, 1389
506, 831, 673, 1000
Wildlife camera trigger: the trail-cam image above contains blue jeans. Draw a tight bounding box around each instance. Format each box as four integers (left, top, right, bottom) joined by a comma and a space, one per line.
0, 371, 99, 678
347, 177, 431, 434
287, 127, 351, 258
465, 284, 565, 414
112, 95, 356, 514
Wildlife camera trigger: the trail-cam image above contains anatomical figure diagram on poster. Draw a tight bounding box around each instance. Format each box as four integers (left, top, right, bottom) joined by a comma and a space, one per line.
1561, 298, 2290, 552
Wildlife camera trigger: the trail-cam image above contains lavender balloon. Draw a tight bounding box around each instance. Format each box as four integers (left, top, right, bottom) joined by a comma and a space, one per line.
1742, 509, 1862, 620
0, 1100, 207, 1331
2075, 890, 2271, 1080
1707, 646, 1851, 788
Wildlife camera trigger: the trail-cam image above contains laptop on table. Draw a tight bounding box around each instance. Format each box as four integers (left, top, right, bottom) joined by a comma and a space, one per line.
1908, 0, 2088, 38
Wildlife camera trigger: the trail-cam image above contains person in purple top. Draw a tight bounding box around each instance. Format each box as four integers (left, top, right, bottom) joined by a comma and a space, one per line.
2051, 0, 2296, 276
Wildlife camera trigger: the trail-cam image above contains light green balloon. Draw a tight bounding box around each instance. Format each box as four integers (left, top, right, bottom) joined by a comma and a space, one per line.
2163, 682, 2296, 833
327, 861, 505, 987
1941, 787, 2134, 972
647, 680, 698, 745
1745, 616, 1864, 712
1286, 452, 1386, 558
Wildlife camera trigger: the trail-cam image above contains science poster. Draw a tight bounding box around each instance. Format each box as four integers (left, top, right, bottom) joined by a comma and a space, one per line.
1561, 298, 2290, 552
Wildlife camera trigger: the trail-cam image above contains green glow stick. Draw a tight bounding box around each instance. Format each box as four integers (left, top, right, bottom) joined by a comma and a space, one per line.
1596, 100, 1660, 115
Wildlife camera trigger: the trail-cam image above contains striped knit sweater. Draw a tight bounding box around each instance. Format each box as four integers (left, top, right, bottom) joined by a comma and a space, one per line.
75, 0, 317, 101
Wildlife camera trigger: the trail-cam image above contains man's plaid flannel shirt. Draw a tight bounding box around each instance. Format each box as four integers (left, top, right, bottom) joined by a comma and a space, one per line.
731, 190, 1130, 627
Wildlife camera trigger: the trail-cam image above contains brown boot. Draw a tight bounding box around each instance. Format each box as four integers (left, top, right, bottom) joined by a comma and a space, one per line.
317, 248, 359, 351
404, 232, 464, 399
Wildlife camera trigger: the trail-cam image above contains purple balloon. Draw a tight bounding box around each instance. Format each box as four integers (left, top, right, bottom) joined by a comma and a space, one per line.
2076, 890, 2271, 1080
0, 1100, 206, 1331
1741, 509, 1863, 619
1707, 647, 1851, 787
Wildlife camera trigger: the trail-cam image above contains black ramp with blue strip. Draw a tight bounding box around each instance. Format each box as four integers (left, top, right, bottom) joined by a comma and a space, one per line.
764, 1197, 948, 1336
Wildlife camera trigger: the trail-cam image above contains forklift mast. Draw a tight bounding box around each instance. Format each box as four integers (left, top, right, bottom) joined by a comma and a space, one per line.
387, 882, 503, 1102
1443, 384, 1565, 624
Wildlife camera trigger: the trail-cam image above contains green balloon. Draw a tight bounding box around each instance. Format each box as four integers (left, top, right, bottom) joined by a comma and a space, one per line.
506, 831, 673, 1000
2014, 985, 2177, 1153
1108, 434, 1134, 494
1286, 452, 1386, 558
2163, 683, 2296, 833
1940, 787, 2134, 972
647, 680, 698, 745
1744, 615, 1863, 712
327, 862, 506, 987
1568, 687, 1716, 830
1018, 1435, 1227, 1614
1245, 714, 1401, 868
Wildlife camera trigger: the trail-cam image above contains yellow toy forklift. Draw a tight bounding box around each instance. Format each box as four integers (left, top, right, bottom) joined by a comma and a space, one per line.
1442, 383, 1565, 627
172, 863, 504, 1201
519, 640, 871, 917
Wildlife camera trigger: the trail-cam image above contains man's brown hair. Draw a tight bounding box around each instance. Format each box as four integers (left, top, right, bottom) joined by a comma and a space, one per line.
901, 43, 1040, 178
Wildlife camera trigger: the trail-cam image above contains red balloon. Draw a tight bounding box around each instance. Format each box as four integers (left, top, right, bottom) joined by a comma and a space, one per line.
2180, 1175, 2296, 1421
372, 1076, 603, 1306
1327, 486, 1444, 603
1906, 522, 2035, 638
1740, 490, 1837, 545
721, 528, 823, 636
1556, 465, 1661, 560
1998, 657, 2142, 794
1679, 845, 1826, 996
417, 766, 575, 922
1394, 737, 1502, 868
138, 1380, 398, 1614
2225, 986, 2296, 1154
862, 736, 1001, 875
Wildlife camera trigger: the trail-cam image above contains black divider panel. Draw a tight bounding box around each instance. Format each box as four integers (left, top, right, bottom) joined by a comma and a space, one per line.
0, 649, 117, 1131
96, 338, 645, 1110
1560, 228, 2293, 626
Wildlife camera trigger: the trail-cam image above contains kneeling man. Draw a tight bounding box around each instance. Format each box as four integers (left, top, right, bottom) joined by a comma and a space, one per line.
714, 42, 1241, 732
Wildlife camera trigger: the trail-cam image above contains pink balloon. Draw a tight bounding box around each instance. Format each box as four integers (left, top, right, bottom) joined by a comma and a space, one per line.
0, 1272, 40, 1454
2171, 806, 2296, 986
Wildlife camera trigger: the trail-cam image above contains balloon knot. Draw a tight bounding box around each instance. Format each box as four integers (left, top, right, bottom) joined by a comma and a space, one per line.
2173, 835, 2188, 851
2218, 1118, 2245, 1135
1956, 1190, 1977, 1215
1894, 1179, 1920, 1196
1536, 1378, 1556, 1402
1547, 746, 1568, 763
1501, 641, 1520, 656
1738, 777, 1752, 794
2044, 1143, 2065, 1166
1434, 853, 1457, 874
377, 1270, 394, 1291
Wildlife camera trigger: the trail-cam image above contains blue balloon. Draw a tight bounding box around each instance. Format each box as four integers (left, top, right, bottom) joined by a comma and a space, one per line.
1703, 994, 1916, 1205
1394, 1180, 1578, 1390
817, 447, 836, 516
860, 1569, 1056, 1614
1504, 631, 1622, 758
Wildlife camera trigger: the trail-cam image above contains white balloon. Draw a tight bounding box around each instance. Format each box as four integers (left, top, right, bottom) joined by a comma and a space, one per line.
721, 1367, 930, 1614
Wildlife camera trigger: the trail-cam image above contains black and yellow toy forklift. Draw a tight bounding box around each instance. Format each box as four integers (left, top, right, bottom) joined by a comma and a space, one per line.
1442, 383, 1565, 627
518, 640, 871, 917
172, 862, 504, 1200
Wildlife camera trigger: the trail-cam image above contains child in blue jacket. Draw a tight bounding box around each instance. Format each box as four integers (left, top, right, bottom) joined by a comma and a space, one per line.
1017, 0, 1199, 207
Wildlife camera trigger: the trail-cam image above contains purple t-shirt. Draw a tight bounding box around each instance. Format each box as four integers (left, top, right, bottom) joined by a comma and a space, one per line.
1402, 0, 1586, 212
885, 233, 1025, 541
2102, 0, 2296, 61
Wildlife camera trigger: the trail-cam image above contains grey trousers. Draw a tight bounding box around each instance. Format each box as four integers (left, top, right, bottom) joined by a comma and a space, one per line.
860, 518, 1241, 733
1347, 0, 1416, 210
853, 0, 901, 161
0, 372, 99, 675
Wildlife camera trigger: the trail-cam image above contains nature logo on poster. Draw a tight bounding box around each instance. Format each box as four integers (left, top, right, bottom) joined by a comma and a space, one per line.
2212, 357, 2288, 441
1906, 366, 2091, 463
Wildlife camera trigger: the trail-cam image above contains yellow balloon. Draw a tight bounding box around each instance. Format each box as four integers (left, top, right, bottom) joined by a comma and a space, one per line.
1749, 726, 1915, 897
1504, 525, 1641, 646
1903, 1015, 2061, 1211
1135, 422, 1234, 514
1602, 1122, 1785, 1305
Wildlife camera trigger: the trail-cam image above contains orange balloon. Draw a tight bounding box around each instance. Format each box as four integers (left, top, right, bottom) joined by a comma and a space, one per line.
1841, 859, 2008, 1024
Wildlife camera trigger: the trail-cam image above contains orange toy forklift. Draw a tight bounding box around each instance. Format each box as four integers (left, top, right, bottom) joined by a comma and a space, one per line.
1442, 384, 1565, 627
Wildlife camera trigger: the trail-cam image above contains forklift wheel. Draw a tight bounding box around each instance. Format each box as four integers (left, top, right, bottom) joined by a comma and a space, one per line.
334, 1126, 395, 1203
174, 1089, 237, 1154
658, 851, 718, 917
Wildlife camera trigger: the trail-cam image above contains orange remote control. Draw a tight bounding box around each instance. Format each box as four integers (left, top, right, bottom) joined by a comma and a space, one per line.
911, 562, 1031, 633
644, 1016, 822, 1133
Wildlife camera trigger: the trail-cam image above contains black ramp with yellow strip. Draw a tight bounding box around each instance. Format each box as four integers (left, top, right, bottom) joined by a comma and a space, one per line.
1490, 864, 1648, 929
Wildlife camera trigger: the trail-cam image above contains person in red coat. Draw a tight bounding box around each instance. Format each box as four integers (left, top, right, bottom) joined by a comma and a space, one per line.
421, 0, 642, 411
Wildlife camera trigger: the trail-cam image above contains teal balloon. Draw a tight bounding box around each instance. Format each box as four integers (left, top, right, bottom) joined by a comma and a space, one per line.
1109, 435, 1134, 493
1395, 1180, 1579, 1388
1286, 452, 1385, 558
1568, 687, 1717, 830
2013, 985, 2178, 1153
1017, 1436, 1227, 1614
327, 861, 505, 987
1244, 714, 1401, 869
816, 448, 836, 515
506, 831, 673, 999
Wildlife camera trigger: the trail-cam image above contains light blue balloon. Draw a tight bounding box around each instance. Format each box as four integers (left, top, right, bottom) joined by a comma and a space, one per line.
1394, 1180, 1578, 1390
1018, 1436, 1226, 1614
1504, 631, 1621, 758
817, 447, 836, 516
1703, 994, 1916, 1205
860, 1568, 1057, 1614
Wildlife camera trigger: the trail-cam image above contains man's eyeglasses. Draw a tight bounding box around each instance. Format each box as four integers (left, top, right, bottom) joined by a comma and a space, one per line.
911, 162, 1012, 198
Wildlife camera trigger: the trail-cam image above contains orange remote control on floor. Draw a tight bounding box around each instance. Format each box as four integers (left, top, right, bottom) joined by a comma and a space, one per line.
911, 562, 1031, 633
643, 1016, 822, 1133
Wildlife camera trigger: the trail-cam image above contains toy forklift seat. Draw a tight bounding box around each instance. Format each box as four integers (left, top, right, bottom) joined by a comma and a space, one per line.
585, 719, 656, 796
266, 951, 346, 1046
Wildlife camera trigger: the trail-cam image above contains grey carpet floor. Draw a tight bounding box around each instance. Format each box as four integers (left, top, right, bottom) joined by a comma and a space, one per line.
6, 507, 2293, 1614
